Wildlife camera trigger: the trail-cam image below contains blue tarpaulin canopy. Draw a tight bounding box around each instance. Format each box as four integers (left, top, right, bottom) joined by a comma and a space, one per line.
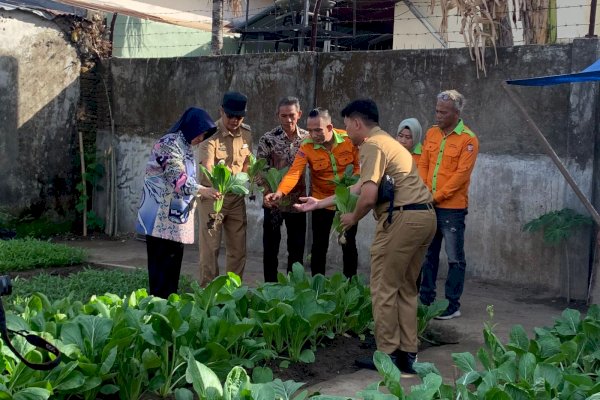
506, 58, 600, 86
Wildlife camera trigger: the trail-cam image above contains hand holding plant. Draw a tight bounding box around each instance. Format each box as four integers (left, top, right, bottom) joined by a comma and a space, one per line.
197, 186, 221, 200
199, 161, 249, 235
260, 166, 290, 224
332, 186, 358, 245
331, 165, 359, 245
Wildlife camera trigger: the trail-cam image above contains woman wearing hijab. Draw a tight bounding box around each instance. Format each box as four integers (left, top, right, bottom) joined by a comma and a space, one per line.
396, 118, 423, 164
136, 107, 221, 298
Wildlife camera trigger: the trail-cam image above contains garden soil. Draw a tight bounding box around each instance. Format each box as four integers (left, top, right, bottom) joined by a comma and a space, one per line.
53, 235, 585, 396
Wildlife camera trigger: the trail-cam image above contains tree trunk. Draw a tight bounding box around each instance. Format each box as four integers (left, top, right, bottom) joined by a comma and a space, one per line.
211, 0, 223, 55
497, 14, 514, 47
521, 0, 548, 45
485, 0, 513, 47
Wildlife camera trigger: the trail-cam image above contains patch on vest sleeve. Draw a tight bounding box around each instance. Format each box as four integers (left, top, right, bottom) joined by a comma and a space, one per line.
467, 144, 474, 152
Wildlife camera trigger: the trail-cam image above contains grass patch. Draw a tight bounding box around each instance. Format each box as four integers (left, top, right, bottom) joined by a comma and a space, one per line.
7, 267, 193, 304
14, 217, 74, 239
0, 238, 87, 272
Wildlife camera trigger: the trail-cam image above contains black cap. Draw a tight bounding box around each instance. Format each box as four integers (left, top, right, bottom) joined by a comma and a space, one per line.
222, 91, 248, 117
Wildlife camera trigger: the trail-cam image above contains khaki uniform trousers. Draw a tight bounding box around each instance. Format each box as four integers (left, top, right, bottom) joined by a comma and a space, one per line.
198, 194, 247, 286
370, 208, 436, 353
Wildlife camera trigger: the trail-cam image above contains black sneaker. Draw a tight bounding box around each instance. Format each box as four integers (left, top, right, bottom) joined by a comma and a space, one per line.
395, 351, 418, 375
435, 308, 461, 320
355, 356, 377, 370
355, 352, 399, 370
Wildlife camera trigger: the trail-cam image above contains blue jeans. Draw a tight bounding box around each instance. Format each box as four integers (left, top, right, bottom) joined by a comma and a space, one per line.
419, 208, 467, 312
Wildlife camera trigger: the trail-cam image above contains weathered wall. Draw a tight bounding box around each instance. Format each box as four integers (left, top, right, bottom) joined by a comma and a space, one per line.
97, 39, 600, 298
0, 10, 80, 218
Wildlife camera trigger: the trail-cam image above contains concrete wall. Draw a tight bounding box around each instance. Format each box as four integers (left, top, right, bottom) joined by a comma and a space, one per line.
0, 9, 80, 218
97, 39, 600, 298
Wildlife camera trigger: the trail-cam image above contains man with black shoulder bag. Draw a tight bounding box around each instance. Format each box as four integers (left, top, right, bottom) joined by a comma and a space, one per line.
294, 99, 436, 375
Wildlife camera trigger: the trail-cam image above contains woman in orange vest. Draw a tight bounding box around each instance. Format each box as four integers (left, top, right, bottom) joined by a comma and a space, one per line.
396, 118, 423, 164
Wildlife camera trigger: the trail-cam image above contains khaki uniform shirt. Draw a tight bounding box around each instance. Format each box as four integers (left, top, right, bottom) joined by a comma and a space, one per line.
358, 127, 432, 219
197, 119, 253, 187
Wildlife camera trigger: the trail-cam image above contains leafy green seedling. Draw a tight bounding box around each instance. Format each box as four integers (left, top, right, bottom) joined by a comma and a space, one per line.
332, 185, 358, 245
246, 154, 268, 201
332, 164, 359, 188
200, 162, 249, 234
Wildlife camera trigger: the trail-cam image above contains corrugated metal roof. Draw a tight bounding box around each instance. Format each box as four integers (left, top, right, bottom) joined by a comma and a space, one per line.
0, 0, 85, 18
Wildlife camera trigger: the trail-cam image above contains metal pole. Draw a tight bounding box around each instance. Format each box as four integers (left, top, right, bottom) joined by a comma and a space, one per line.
299, 0, 309, 50
502, 83, 600, 226
310, 0, 323, 51
245, 0, 249, 29
586, 0, 598, 38
352, 0, 356, 39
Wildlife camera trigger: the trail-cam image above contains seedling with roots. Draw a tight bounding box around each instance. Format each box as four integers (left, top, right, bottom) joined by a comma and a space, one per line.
199, 162, 249, 235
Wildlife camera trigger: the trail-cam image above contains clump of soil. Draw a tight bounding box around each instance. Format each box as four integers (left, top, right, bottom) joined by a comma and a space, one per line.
268, 334, 376, 387
207, 212, 225, 235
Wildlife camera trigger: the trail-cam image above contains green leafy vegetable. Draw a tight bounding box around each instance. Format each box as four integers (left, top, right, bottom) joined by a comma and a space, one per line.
199, 162, 249, 233
332, 185, 358, 245
246, 154, 268, 201
332, 164, 359, 188
262, 166, 290, 194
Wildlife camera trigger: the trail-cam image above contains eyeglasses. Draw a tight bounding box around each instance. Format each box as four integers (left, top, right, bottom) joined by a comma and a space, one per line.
225, 113, 243, 120
438, 93, 457, 102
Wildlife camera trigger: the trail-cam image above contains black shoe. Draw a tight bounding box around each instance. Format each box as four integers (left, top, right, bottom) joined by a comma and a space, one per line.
355, 352, 399, 370
355, 356, 377, 370
435, 308, 461, 320
395, 351, 417, 375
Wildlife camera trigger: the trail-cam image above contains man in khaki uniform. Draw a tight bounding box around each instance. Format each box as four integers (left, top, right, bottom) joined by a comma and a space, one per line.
295, 99, 436, 374
197, 92, 252, 286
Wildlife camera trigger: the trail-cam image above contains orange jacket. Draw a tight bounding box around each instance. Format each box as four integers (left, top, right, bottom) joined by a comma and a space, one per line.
278, 130, 360, 200
418, 120, 478, 209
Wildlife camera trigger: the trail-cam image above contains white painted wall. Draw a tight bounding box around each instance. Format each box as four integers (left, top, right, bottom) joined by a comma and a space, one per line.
393, 0, 599, 50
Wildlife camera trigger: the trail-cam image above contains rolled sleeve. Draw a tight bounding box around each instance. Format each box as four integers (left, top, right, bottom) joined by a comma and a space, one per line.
358, 142, 386, 187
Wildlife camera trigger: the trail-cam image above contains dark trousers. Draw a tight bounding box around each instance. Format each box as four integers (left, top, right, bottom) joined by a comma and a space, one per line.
311, 208, 358, 278
419, 208, 468, 312
263, 208, 307, 282
146, 235, 184, 298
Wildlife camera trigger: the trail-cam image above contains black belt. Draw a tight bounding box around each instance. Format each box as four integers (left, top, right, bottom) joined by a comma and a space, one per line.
392, 203, 433, 211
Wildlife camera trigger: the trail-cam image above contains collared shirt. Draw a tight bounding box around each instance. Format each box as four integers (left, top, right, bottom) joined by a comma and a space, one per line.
358, 127, 432, 219
418, 119, 479, 209
278, 129, 359, 201
257, 125, 309, 212
412, 142, 422, 165
197, 119, 253, 188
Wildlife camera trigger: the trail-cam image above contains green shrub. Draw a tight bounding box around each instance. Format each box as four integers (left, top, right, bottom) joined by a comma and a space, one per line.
0, 238, 86, 272
6, 267, 177, 303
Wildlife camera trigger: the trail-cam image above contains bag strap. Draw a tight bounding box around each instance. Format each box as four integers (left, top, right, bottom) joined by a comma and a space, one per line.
0, 298, 61, 370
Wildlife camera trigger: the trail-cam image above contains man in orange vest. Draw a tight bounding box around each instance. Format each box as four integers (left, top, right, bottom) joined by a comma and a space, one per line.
266, 107, 360, 278
418, 90, 479, 320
